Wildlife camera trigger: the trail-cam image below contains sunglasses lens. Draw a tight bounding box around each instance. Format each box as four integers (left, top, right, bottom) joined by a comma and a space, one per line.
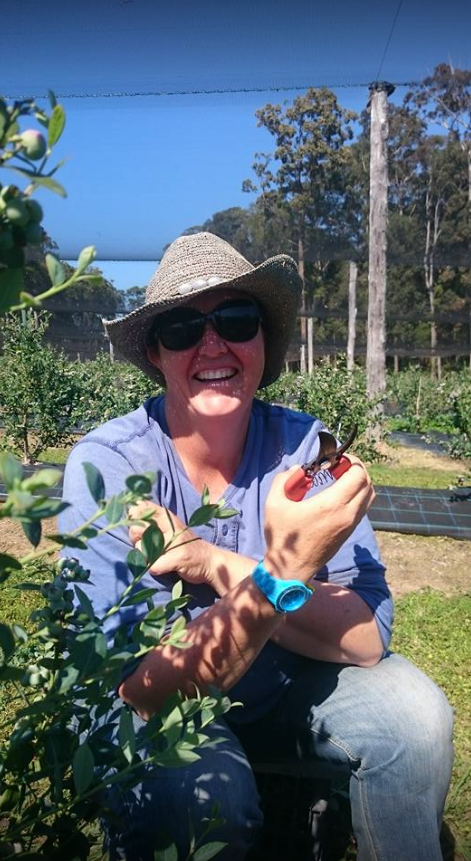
214, 300, 260, 342
158, 307, 204, 350
155, 299, 261, 351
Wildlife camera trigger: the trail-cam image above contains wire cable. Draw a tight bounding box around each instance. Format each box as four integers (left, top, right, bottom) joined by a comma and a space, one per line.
375, 0, 404, 81
6, 79, 418, 101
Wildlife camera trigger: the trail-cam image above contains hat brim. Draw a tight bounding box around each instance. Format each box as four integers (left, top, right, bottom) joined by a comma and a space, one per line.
104, 254, 302, 388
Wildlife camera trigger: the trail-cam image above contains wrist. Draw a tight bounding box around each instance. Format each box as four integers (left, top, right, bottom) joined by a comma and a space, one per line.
252, 560, 313, 613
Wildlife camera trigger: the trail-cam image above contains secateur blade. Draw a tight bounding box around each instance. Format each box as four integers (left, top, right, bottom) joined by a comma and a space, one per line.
303, 423, 358, 477
284, 423, 359, 501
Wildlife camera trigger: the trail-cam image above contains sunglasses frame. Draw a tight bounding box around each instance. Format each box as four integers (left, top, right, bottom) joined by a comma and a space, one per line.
149, 297, 262, 352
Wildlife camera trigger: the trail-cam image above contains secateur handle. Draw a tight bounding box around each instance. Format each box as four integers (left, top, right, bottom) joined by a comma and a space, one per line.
284, 424, 358, 502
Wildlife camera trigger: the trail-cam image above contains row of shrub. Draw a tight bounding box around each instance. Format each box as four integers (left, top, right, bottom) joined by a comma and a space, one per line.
386, 367, 471, 459
1, 312, 470, 463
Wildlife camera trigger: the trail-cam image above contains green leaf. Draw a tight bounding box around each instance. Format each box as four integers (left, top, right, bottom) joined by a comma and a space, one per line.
21, 519, 42, 547
153, 840, 179, 861
48, 104, 66, 147
0, 553, 22, 583
188, 504, 219, 528
27, 499, 69, 520
0, 452, 23, 488
122, 586, 159, 606
0, 665, 24, 682
0, 268, 24, 314
201, 485, 210, 505
75, 245, 96, 276
126, 548, 148, 578
0, 623, 15, 660
119, 706, 136, 764
215, 507, 239, 519
125, 474, 153, 495
30, 174, 67, 196
82, 462, 105, 503
141, 521, 164, 566
75, 273, 103, 286
45, 253, 66, 286
48, 89, 57, 109
72, 740, 94, 795
104, 496, 124, 524
74, 585, 95, 620
169, 616, 186, 637
171, 579, 183, 600
80, 527, 98, 539
193, 842, 228, 861
22, 468, 63, 492
48, 534, 88, 549
157, 748, 201, 767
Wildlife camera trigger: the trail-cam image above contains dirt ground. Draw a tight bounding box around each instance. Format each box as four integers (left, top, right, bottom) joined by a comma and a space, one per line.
1, 487, 470, 601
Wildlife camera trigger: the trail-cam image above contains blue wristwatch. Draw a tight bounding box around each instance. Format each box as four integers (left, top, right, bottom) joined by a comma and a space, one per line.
252, 561, 313, 613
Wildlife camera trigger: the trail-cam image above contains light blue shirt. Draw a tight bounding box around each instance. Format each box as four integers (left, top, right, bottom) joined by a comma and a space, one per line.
59, 396, 393, 722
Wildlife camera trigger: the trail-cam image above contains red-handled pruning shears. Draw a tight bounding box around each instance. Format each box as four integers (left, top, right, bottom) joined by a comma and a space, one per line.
285, 424, 358, 501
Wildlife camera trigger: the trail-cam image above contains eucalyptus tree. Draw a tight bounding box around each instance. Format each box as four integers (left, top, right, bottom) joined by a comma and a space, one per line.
244, 88, 356, 370
407, 63, 471, 203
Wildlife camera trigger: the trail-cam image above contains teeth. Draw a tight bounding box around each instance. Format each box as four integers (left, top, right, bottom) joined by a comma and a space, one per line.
195, 368, 236, 381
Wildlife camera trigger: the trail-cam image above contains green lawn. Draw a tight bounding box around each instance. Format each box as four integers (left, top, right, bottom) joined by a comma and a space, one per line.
368, 462, 468, 489
392, 591, 471, 860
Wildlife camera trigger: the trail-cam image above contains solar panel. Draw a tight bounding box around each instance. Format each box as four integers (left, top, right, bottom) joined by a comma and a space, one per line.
1, 468, 471, 540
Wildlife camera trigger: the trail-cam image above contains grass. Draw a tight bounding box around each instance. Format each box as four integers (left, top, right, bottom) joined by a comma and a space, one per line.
367, 462, 467, 489
392, 591, 471, 860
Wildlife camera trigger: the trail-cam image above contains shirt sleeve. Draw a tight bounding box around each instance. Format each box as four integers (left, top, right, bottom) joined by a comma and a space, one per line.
315, 513, 394, 651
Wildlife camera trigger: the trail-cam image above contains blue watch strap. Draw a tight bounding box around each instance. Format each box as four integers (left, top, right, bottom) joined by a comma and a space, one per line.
252, 561, 313, 613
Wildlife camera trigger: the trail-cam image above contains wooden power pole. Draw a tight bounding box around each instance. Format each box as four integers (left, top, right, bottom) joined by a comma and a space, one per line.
366, 82, 395, 421
347, 260, 358, 371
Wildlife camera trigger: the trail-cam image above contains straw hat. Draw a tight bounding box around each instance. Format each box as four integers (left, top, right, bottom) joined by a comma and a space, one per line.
104, 232, 302, 388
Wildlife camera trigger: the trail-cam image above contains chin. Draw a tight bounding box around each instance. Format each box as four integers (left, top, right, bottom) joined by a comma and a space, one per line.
190, 388, 250, 418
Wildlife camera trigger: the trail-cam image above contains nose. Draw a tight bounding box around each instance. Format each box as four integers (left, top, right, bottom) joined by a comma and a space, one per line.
198, 321, 228, 356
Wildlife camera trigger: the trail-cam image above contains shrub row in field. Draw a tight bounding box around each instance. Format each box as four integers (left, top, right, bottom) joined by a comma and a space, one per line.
1, 313, 470, 463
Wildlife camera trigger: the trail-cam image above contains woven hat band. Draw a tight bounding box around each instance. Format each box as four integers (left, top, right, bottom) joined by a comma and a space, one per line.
145, 232, 254, 304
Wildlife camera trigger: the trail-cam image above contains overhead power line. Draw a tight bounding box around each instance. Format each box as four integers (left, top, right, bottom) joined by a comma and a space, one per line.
376, 0, 404, 81
5, 79, 418, 101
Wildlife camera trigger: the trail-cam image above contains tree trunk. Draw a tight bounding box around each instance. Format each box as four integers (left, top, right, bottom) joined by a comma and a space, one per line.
298, 234, 307, 374
366, 83, 393, 435
469, 287, 471, 372
347, 260, 358, 371
307, 316, 314, 374
424, 183, 442, 379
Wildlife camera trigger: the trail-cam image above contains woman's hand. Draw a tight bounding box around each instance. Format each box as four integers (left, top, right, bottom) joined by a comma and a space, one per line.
128, 501, 214, 586
264, 455, 375, 583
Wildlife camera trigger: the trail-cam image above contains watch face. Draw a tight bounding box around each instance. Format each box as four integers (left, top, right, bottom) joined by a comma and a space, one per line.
276, 585, 309, 613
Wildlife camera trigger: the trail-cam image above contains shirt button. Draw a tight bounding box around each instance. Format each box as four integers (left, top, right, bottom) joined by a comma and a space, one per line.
222, 524, 229, 536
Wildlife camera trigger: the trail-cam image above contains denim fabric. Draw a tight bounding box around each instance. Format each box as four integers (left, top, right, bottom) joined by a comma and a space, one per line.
98, 653, 453, 861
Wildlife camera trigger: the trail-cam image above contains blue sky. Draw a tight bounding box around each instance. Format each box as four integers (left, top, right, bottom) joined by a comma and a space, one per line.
2, 0, 471, 291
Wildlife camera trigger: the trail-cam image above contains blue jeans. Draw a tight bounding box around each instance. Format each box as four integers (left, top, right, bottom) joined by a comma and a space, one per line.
100, 653, 453, 861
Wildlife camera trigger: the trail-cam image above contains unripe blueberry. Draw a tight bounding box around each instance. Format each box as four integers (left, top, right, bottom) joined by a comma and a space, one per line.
25, 198, 43, 223
20, 129, 47, 161
5, 198, 29, 227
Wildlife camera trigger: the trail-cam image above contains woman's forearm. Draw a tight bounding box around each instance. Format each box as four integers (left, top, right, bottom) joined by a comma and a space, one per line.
119, 572, 281, 719
209, 545, 383, 666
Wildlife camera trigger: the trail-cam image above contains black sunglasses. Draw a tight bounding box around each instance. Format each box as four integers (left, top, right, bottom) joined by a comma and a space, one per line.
149, 298, 262, 352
